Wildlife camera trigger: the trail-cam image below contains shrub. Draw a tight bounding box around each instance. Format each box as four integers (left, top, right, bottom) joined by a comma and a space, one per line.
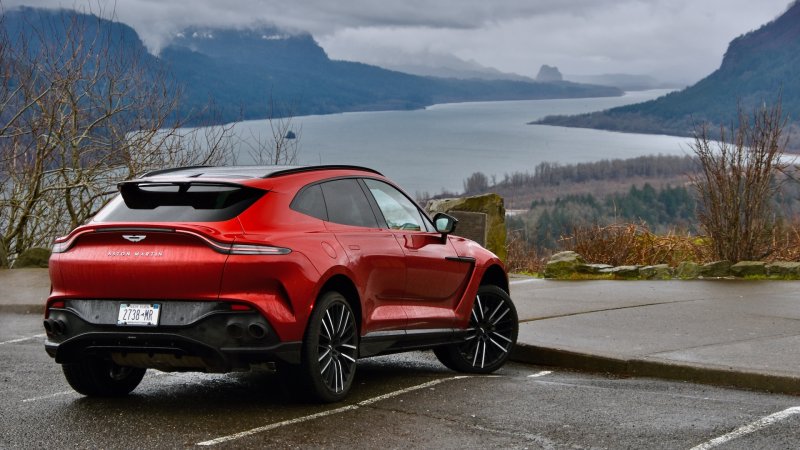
689, 101, 789, 262
563, 222, 710, 267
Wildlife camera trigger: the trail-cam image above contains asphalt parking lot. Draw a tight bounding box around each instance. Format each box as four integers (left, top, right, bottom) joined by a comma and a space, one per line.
3, 311, 800, 449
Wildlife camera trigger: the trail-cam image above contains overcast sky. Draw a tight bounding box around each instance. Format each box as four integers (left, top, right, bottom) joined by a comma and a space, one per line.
8, 0, 795, 83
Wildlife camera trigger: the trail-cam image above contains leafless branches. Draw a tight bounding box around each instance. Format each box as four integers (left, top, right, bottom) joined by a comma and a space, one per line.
689, 101, 789, 262
0, 10, 235, 266
240, 95, 301, 165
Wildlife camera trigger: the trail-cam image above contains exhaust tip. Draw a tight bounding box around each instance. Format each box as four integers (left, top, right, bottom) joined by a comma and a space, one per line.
226, 322, 244, 339
44, 319, 67, 335
53, 320, 66, 335
248, 323, 267, 339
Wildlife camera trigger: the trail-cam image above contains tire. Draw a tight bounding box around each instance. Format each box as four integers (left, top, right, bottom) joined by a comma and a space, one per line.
62, 357, 146, 397
434, 284, 518, 374
300, 291, 359, 403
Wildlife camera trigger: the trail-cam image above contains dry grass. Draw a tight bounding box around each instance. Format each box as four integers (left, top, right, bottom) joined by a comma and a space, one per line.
505, 220, 800, 273
505, 232, 548, 274
561, 222, 712, 267
766, 221, 800, 262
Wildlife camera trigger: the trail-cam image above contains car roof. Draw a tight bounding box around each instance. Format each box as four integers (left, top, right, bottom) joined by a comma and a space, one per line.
140, 165, 383, 180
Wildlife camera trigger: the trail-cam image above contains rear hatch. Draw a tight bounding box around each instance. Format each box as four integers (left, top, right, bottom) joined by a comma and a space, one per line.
50, 180, 265, 300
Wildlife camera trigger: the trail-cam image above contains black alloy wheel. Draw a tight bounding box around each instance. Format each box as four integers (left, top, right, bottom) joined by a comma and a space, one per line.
62, 357, 146, 397
301, 291, 359, 402
434, 284, 518, 373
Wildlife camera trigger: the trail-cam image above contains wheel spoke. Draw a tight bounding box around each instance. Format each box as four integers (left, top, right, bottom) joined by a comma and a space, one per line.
491, 331, 512, 343
476, 295, 485, 320
318, 348, 331, 361
341, 310, 351, 336
321, 316, 332, 339
333, 307, 342, 335
320, 356, 332, 375
332, 358, 339, 392
480, 340, 486, 368
488, 337, 508, 352
325, 310, 335, 336
486, 300, 503, 323
472, 340, 480, 366
491, 307, 510, 326
336, 359, 344, 392
340, 343, 357, 350
340, 352, 356, 363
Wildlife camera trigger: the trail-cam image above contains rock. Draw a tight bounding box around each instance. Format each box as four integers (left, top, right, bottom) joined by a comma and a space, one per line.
676, 261, 700, 279
640, 264, 672, 280
700, 260, 732, 278
535, 64, 563, 82
13, 247, 51, 268
766, 261, 800, 279
730, 261, 766, 277
609, 265, 640, 279
576, 263, 613, 274
544, 251, 585, 278
426, 193, 507, 261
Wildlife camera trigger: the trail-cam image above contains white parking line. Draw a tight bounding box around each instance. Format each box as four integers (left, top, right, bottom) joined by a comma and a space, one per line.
22, 390, 75, 403
527, 370, 553, 378
197, 376, 470, 446
689, 406, 800, 450
0, 333, 45, 346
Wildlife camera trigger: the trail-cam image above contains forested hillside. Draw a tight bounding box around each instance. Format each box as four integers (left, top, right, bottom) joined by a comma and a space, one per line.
449, 154, 800, 253
160, 26, 622, 123
1, 7, 623, 126
537, 2, 800, 147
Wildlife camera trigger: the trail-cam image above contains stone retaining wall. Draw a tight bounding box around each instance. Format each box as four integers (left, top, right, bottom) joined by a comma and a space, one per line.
544, 251, 800, 280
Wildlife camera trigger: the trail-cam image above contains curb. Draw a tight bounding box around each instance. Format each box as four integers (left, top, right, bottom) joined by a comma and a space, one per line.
511, 343, 800, 396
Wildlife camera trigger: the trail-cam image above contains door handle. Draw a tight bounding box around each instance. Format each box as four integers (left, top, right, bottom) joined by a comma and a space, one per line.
445, 256, 475, 263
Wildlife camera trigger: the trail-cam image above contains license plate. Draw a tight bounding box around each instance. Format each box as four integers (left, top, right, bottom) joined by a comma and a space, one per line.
117, 303, 160, 326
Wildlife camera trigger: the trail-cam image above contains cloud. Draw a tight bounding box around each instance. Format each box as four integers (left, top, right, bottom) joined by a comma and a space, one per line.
2, 0, 792, 83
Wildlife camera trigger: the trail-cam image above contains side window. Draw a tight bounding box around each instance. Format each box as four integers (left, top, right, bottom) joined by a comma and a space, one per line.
291, 184, 327, 220
320, 179, 379, 228
363, 179, 430, 232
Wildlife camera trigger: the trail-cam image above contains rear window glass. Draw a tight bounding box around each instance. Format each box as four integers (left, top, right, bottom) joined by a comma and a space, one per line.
93, 182, 265, 223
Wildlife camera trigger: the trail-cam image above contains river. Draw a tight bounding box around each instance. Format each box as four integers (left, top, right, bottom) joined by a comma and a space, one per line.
230, 89, 693, 195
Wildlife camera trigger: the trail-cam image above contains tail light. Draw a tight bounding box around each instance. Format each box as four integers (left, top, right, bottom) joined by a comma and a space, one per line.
228, 244, 291, 255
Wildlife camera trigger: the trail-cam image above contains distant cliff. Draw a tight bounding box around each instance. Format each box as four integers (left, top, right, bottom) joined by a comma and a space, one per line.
537, 2, 800, 145
535, 65, 563, 82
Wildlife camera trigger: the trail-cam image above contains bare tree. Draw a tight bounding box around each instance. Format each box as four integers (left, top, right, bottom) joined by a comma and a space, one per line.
242, 95, 301, 165
689, 101, 789, 262
0, 9, 235, 266
463, 171, 489, 195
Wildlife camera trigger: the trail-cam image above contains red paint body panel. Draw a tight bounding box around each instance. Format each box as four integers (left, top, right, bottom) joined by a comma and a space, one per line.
47, 166, 509, 358
50, 227, 231, 301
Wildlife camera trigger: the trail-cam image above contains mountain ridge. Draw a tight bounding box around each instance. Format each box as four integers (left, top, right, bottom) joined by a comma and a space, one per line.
536, 1, 800, 146
159, 23, 623, 123
1, 7, 623, 126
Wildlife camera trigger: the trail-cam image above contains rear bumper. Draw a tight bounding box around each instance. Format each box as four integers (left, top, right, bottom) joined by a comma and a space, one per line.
44, 300, 302, 371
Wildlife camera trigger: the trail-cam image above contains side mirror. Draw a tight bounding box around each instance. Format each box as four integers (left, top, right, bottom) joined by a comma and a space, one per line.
433, 212, 458, 236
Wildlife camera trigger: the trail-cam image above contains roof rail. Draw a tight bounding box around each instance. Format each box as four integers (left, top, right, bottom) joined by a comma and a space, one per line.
265, 165, 382, 178
141, 165, 212, 178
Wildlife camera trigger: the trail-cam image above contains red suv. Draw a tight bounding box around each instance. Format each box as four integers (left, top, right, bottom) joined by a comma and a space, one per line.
44, 165, 518, 402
